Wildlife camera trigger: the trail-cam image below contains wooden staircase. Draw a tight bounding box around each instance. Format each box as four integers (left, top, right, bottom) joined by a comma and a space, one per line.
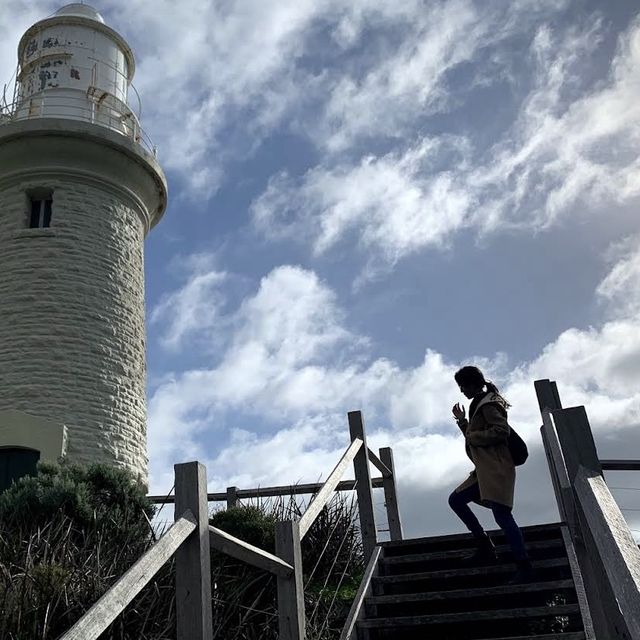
356, 523, 593, 639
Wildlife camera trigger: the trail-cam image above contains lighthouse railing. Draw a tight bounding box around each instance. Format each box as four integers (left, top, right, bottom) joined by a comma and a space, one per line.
0, 91, 157, 157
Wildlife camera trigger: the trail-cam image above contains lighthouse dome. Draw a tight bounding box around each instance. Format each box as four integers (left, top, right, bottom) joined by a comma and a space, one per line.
55, 3, 105, 23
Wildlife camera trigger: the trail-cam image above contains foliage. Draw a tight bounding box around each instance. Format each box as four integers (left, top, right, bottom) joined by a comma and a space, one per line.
0, 465, 364, 640
208, 494, 364, 640
0, 461, 169, 640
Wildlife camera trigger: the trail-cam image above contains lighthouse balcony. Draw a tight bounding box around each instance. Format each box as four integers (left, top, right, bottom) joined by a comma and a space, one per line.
0, 89, 156, 157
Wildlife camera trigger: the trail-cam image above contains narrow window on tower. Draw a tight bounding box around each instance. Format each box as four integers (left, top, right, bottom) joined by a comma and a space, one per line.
27, 191, 53, 228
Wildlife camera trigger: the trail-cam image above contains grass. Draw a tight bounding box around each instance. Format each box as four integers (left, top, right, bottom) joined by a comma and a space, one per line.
0, 464, 364, 639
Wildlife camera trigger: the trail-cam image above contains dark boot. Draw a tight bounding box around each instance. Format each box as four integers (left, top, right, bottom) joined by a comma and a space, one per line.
461, 534, 497, 565
507, 558, 534, 584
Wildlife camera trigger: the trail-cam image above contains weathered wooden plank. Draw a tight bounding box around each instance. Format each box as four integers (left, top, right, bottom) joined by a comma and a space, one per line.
359, 604, 581, 627
535, 379, 569, 524
367, 579, 575, 605
339, 545, 381, 640
148, 477, 385, 504
209, 525, 293, 578
374, 557, 569, 583
540, 412, 576, 532
348, 411, 377, 562
559, 525, 596, 640
58, 513, 196, 640
226, 485, 239, 508
553, 407, 602, 481
381, 538, 563, 565
600, 459, 640, 471
367, 448, 392, 478
379, 447, 402, 541
574, 466, 640, 639
298, 438, 363, 539
534, 378, 563, 413
275, 520, 305, 640
175, 462, 213, 640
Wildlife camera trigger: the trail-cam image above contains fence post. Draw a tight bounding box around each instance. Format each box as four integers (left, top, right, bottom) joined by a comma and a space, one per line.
174, 461, 213, 640
379, 447, 402, 541
551, 406, 616, 639
348, 411, 377, 562
535, 379, 571, 526
275, 520, 305, 640
226, 485, 239, 509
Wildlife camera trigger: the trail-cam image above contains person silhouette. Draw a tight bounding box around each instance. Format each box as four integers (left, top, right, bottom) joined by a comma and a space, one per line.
448, 366, 533, 584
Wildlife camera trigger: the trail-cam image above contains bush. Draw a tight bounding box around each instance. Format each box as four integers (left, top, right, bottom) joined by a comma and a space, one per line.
0, 461, 153, 540
0, 465, 363, 640
0, 461, 165, 640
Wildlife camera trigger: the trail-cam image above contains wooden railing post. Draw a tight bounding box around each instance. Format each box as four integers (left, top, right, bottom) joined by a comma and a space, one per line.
535, 379, 569, 524
379, 447, 402, 541
275, 520, 305, 640
226, 485, 239, 509
348, 411, 377, 562
550, 404, 628, 639
174, 462, 213, 640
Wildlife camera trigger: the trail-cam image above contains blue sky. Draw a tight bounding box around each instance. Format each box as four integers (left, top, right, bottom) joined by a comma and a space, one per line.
3, 0, 640, 538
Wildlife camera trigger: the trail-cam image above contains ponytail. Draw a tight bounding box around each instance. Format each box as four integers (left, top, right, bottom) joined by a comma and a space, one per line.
485, 380, 499, 394
485, 379, 511, 408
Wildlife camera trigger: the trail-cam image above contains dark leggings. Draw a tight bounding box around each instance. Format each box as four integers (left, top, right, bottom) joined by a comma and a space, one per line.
448, 483, 528, 561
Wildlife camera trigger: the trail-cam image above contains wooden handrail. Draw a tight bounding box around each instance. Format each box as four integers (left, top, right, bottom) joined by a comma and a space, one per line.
298, 438, 363, 539
540, 410, 576, 532
367, 447, 392, 478
58, 511, 197, 640
209, 525, 294, 578
339, 546, 381, 640
148, 476, 385, 504
601, 459, 640, 471
574, 466, 640, 638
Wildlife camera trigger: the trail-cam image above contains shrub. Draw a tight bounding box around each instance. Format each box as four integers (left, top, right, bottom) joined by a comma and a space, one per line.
0, 465, 363, 640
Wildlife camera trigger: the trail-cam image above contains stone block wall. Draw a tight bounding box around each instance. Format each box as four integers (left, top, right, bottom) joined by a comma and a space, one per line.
0, 177, 148, 482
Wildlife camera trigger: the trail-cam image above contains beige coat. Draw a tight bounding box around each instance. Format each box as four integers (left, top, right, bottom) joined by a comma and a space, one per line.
454, 393, 515, 508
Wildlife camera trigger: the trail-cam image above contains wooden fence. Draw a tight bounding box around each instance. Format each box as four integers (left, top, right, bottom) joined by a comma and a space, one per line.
535, 379, 640, 640
56, 410, 402, 640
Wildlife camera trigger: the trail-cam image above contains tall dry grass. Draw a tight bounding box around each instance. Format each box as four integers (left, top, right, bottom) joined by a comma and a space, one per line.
0, 463, 363, 639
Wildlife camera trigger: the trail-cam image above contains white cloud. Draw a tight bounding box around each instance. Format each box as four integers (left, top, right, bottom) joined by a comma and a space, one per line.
252, 137, 472, 268
148, 242, 640, 538
597, 235, 640, 319
150, 253, 227, 350
253, 17, 640, 275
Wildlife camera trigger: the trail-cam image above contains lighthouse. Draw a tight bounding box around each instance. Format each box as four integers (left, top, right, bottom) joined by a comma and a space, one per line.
0, 4, 167, 488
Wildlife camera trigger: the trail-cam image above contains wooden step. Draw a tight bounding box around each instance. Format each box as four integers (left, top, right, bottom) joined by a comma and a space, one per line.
381, 538, 565, 566
367, 578, 575, 605
371, 631, 585, 640
374, 557, 569, 585
487, 634, 585, 640
367, 578, 577, 618
359, 603, 581, 628
381, 523, 564, 556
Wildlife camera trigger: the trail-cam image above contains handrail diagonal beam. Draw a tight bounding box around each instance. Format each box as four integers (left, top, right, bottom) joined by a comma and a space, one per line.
58, 511, 197, 640
209, 525, 294, 578
339, 546, 381, 640
298, 438, 363, 539
367, 448, 392, 478
575, 466, 640, 638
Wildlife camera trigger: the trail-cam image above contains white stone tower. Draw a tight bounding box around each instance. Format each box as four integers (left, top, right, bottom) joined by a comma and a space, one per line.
0, 4, 167, 486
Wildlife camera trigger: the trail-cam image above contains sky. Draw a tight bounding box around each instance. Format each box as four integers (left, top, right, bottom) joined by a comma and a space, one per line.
2, 0, 640, 540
